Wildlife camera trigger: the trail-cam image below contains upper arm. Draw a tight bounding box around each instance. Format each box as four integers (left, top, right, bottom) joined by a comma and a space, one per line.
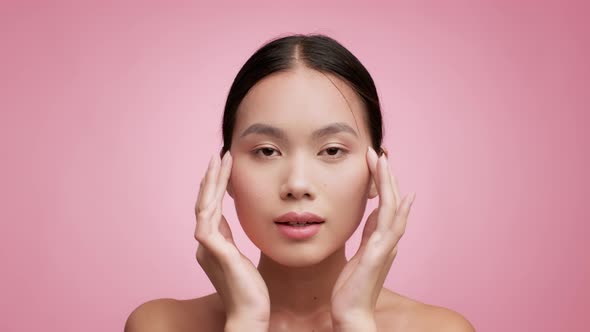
124, 299, 179, 332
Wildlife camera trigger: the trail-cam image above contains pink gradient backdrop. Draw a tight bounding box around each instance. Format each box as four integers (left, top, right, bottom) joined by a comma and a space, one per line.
1, 1, 588, 331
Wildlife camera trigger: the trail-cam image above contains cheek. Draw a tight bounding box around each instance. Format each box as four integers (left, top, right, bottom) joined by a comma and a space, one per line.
229, 158, 273, 215
323, 159, 371, 228
323, 159, 371, 198
230, 156, 370, 207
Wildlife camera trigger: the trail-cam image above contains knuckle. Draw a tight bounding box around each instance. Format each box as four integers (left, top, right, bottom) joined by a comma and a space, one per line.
387, 224, 404, 238
387, 251, 397, 261
376, 249, 392, 264
195, 235, 207, 245
389, 247, 399, 258
381, 200, 394, 210
404, 204, 413, 216
196, 208, 212, 221
194, 230, 208, 243
392, 226, 405, 238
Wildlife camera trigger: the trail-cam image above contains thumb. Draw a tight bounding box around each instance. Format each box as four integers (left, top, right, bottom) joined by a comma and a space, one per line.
348, 209, 379, 262
360, 208, 379, 248
218, 215, 236, 246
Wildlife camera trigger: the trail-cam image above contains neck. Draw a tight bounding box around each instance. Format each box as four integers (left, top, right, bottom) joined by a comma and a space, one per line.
257, 246, 347, 318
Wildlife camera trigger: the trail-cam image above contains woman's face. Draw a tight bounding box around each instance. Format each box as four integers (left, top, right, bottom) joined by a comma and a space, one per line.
228, 66, 376, 267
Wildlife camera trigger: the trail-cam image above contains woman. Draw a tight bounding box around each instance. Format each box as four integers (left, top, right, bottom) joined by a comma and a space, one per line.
125, 34, 475, 332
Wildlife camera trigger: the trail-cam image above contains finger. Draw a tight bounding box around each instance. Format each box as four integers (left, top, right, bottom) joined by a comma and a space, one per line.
218, 215, 236, 245
195, 156, 215, 215
366, 193, 414, 276
366, 146, 379, 177
200, 154, 221, 213
391, 173, 401, 211
385, 153, 400, 211
364, 192, 415, 298
385, 192, 415, 247
195, 156, 216, 242
356, 209, 379, 257
196, 155, 221, 236
214, 151, 232, 204
366, 146, 381, 200
376, 154, 396, 233
374, 245, 399, 293
375, 196, 413, 290
383, 192, 415, 261
194, 179, 206, 240
209, 152, 232, 231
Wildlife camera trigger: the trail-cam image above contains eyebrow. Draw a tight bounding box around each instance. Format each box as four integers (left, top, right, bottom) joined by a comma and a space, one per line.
239, 122, 359, 140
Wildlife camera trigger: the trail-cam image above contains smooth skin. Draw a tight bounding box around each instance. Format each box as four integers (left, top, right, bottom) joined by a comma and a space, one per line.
201, 146, 412, 331
331, 147, 415, 331
195, 151, 270, 329
125, 67, 475, 332
125, 149, 475, 332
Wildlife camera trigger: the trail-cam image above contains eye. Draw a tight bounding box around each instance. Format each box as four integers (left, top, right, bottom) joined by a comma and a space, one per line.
319, 146, 348, 159
253, 147, 280, 159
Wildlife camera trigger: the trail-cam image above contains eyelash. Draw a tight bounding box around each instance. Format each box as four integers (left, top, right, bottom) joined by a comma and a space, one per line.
253, 146, 348, 160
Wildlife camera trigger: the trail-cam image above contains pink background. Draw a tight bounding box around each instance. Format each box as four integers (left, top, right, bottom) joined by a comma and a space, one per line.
1, 1, 588, 331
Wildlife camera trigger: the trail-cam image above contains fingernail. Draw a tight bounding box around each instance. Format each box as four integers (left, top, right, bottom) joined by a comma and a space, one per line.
367, 146, 378, 163
222, 151, 231, 164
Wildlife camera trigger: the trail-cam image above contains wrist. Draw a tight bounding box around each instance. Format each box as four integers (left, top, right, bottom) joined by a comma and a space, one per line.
332, 321, 377, 332
225, 317, 269, 332
332, 312, 377, 332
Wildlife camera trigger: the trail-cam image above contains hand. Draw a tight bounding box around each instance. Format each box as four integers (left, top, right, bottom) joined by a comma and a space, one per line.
194, 152, 270, 329
330, 147, 416, 331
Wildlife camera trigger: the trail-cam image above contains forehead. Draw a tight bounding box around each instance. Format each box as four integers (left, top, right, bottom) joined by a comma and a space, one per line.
234, 66, 368, 138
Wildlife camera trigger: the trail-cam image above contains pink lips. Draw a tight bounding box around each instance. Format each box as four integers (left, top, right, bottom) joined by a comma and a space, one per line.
274, 211, 325, 240
274, 211, 325, 224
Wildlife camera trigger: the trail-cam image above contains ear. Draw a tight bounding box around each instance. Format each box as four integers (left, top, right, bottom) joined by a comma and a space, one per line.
227, 179, 235, 199
368, 176, 378, 199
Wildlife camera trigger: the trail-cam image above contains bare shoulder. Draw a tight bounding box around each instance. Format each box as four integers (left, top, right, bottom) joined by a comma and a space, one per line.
418, 303, 476, 331
376, 289, 476, 332
124, 293, 225, 332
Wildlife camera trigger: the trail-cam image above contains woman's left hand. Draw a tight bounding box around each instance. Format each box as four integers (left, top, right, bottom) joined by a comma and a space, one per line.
330, 146, 416, 332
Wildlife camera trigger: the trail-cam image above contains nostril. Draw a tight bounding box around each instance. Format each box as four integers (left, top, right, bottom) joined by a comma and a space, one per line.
285, 192, 311, 199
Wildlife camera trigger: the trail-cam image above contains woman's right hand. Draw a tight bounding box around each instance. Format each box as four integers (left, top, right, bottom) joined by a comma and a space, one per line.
194, 151, 270, 329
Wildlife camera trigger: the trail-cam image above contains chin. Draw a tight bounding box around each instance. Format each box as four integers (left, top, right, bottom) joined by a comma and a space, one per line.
273, 254, 324, 268
261, 244, 340, 268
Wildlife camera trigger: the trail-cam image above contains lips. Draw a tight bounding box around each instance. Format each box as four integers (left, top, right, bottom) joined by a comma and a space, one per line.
274, 211, 325, 240
274, 211, 325, 225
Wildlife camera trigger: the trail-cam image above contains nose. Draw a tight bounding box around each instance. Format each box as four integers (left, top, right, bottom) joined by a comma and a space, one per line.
279, 154, 316, 201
